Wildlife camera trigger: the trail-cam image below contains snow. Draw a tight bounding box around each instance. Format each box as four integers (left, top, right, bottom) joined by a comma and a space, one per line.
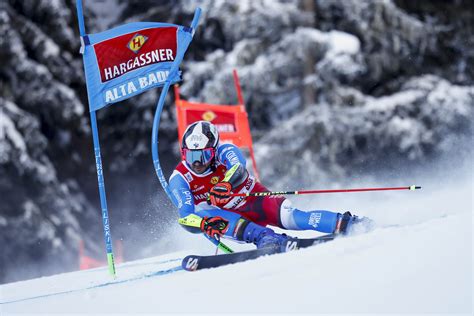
365, 90, 425, 111
0, 0, 474, 301
87, 0, 126, 32
42, 39, 60, 58
0, 105, 27, 152
1, 169, 472, 315
328, 30, 361, 55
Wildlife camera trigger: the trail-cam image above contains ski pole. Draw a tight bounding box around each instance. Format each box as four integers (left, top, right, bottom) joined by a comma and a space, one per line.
204, 234, 234, 254
230, 185, 421, 197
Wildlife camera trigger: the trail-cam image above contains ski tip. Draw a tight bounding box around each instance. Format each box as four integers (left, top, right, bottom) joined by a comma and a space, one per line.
410, 185, 422, 190
182, 255, 200, 271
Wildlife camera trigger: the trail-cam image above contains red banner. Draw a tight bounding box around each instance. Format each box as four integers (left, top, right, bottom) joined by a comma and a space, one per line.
94, 27, 177, 82
176, 99, 252, 148
185, 110, 238, 133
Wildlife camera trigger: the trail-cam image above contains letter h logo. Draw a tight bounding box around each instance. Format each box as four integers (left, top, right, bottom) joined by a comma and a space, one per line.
127, 34, 148, 53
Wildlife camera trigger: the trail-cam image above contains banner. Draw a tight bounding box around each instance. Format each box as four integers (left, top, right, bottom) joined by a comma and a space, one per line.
175, 93, 253, 148
81, 22, 194, 111
76, 0, 201, 277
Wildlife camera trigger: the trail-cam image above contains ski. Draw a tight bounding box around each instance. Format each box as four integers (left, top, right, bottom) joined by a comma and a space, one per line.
182, 233, 337, 271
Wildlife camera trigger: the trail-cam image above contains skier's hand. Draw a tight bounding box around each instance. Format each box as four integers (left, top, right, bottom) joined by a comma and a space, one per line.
200, 216, 229, 238
208, 182, 233, 207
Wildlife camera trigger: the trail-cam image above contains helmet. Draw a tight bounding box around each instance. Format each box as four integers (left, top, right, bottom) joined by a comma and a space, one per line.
181, 121, 219, 167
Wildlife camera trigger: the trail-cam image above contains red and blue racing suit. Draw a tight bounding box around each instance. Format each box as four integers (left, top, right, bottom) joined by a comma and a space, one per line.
169, 143, 340, 241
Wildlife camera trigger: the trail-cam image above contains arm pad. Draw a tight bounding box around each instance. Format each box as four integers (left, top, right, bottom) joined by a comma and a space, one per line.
223, 163, 248, 188
178, 214, 204, 234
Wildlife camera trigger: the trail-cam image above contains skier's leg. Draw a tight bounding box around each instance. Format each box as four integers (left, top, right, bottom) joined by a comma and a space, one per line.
230, 181, 369, 235
242, 182, 343, 233
279, 200, 337, 233
279, 200, 363, 234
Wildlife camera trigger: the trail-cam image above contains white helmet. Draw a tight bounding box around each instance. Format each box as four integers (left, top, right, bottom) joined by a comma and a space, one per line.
181, 121, 219, 166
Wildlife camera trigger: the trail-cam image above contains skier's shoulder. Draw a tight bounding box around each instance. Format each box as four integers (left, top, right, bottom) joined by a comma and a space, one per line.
170, 161, 190, 182
217, 142, 244, 165
217, 142, 241, 154
174, 160, 187, 171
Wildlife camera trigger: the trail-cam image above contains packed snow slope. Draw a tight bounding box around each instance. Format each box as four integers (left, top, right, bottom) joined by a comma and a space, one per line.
1, 170, 472, 315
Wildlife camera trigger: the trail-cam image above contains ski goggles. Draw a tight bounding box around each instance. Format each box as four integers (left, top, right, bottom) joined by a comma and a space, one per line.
182, 148, 216, 165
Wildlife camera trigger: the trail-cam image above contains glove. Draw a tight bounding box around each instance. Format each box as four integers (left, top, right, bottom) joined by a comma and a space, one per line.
200, 216, 229, 238
208, 182, 233, 207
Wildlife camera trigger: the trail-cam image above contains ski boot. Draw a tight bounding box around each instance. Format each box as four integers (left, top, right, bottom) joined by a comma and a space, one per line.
255, 230, 289, 252
334, 211, 374, 235
237, 219, 290, 252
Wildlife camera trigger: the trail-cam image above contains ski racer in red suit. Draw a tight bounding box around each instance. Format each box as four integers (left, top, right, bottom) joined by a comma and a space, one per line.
169, 121, 363, 250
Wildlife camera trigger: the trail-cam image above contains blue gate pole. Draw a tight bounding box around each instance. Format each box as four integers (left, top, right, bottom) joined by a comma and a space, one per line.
151, 9, 232, 253
151, 79, 173, 199
76, 0, 116, 277
90, 111, 116, 277
151, 8, 201, 200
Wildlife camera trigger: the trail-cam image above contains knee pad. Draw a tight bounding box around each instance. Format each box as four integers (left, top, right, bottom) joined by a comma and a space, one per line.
279, 199, 299, 230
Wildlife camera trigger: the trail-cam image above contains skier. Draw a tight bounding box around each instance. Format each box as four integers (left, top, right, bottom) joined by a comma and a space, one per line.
169, 120, 366, 251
